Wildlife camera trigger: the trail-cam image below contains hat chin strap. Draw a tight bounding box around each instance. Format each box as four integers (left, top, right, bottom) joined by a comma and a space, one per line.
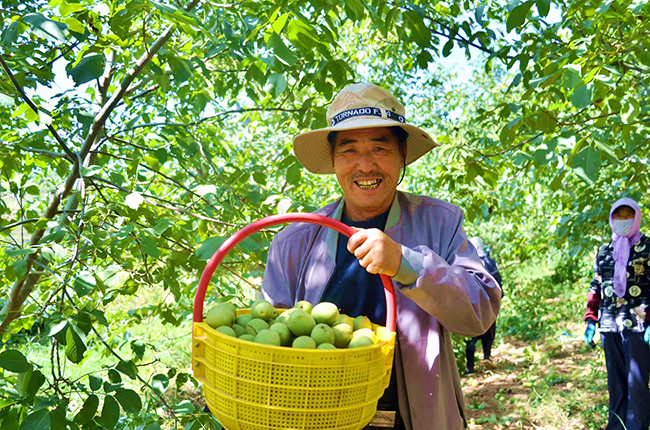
396, 147, 406, 186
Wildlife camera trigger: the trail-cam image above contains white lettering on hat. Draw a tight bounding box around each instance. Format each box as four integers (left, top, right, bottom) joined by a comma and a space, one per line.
330, 107, 405, 126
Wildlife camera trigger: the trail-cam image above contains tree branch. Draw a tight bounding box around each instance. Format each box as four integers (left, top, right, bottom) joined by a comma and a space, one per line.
0, 0, 201, 337
0, 54, 77, 163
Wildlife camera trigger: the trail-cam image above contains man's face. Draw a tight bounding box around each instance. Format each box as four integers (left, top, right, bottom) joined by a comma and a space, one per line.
332, 127, 404, 221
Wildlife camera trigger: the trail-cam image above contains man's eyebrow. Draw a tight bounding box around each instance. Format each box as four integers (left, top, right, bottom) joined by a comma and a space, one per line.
336, 134, 390, 147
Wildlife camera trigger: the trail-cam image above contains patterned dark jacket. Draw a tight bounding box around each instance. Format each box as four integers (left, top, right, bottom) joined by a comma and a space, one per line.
585, 235, 650, 333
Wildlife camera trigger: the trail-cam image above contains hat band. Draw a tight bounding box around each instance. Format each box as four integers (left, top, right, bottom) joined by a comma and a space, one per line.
330, 107, 406, 127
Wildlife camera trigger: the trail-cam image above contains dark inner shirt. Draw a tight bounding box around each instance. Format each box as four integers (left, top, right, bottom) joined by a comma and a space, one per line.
321, 207, 398, 409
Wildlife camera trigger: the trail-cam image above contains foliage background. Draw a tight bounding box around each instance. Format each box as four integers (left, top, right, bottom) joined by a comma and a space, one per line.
0, 0, 649, 428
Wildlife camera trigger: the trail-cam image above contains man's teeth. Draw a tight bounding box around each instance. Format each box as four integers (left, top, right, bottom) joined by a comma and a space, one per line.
356, 179, 381, 190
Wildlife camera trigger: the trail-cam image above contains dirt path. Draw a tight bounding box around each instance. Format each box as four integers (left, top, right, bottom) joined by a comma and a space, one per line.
461, 322, 609, 429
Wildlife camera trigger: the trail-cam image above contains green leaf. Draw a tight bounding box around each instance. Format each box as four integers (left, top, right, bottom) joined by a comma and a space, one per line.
1, 21, 18, 46
195, 237, 227, 261
570, 83, 594, 109
116, 360, 138, 379
596, 0, 614, 14
89, 375, 102, 391
45, 319, 68, 337
98, 265, 128, 288
97, 396, 120, 429
403, 11, 431, 47
265, 73, 287, 97
507, 1, 533, 32
562, 64, 581, 90
23, 13, 67, 43
131, 340, 146, 360
271, 13, 289, 33
151, 374, 169, 395
344, 0, 366, 20
0, 349, 32, 373
65, 324, 87, 364
172, 400, 195, 415
74, 271, 96, 297
267, 33, 297, 66
0, 92, 14, 107
67, 54, 105, 86
115, 389, 142, 413
74, 394, 99, 424
153, 219, 172, 235
139, 235, 161, 259
571, 146, 601, 184
621, 97, 640, 124
535, 0, 550, 16
629, 0, 649, 13
286, 162, 301, 185
442, 39, 454, 57
19, 409, 50, 430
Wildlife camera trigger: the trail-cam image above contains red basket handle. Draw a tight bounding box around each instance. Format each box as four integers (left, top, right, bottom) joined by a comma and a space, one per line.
193, 213, 397, 332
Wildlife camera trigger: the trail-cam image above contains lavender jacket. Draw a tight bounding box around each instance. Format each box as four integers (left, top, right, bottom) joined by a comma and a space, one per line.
261, 191, 501, 430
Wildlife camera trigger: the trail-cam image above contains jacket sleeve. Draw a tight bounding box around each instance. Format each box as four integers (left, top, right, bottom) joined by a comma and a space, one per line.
391, 209, 501, 337
584, 249, 603, 323
260, 235, 296, 309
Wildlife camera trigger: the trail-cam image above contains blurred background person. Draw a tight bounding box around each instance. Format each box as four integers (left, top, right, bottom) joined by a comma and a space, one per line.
584, 198, 650, 430
465, 236, 503, 374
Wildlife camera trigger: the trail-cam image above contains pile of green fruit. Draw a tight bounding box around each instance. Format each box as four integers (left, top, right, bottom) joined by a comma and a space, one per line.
204, 299, 377, 349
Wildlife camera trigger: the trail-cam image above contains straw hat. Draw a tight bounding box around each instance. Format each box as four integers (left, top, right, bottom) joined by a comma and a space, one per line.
293, 83, 438, 174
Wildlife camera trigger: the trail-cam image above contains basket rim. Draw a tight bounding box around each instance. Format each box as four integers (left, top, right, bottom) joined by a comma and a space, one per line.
194, 321, 395, 356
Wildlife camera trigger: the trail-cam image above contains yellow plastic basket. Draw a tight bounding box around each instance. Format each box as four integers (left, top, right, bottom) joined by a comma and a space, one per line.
192, 213, 397, 430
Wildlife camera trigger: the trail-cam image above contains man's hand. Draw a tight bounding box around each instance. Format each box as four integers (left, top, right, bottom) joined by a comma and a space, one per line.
645, 326, 650, 349
347, 228, 402, 277
584, 320, 596, 348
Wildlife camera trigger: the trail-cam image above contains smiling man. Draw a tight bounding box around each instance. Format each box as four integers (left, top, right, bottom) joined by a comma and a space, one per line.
261, 83, 501, 430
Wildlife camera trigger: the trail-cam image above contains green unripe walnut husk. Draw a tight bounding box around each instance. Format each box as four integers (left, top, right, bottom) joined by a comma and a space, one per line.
353, 328, 376, 343
238, 334, 255, 342
287, 310, 316, 337
251, 299, 276, 322
292, 336, 316, 349
216, 326, 236, 337
353, 315, 373, 331
317, 343, 336, 350
236, 314, 253, 327
332, 323, 354, 348
310, 323, 335, 346
348, 335, 374, 348
334, 314, 354, 327
246, 318, 270, 336
254, 329, 282, 346
270, 322, 292, 346
294, 300, 314, 314
311, 302, 340, 326
232, 324, 247, 337
205, 305, 236, 329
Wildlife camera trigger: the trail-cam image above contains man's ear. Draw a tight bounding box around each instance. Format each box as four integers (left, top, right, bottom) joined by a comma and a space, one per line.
402, 144, 407, 164
330, 146, 335, 167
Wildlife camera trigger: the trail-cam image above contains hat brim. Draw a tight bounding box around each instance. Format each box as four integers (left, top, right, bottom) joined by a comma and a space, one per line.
292, 117, 438, 174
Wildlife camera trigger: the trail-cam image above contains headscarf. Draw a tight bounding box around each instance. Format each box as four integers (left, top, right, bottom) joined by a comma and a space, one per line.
469, 237, 486, 257
609, 198, 643, 297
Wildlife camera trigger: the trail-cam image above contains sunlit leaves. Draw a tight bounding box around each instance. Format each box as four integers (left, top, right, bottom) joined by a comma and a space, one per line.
0, 349, 32, 373
571, 145, 601, 184
507, 1, 534, 32
23, 13, 66, 43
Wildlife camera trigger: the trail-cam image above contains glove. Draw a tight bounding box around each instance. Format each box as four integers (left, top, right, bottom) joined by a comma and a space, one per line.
584, 320, 596, 348
645, 326, 650, 348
